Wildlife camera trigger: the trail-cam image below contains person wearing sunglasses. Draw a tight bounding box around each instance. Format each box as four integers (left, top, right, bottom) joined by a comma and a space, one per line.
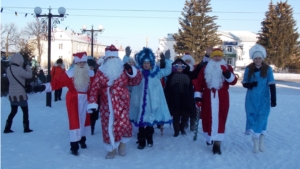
194, 48, 238, 155
164, 58, 195, 137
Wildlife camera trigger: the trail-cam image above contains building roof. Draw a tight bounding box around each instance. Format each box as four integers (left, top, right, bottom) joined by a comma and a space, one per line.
218, 31, 258, 42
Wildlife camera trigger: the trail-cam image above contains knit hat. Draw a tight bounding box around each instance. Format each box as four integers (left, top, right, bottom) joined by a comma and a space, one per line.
249, 44, 266, 60
104, 44, 119, 59
210, 48, 224, 57
181, 53, 195, 66
73, 52, 87, 63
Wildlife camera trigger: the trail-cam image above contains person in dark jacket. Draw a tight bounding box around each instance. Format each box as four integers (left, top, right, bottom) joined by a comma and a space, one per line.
164, 58, 195, 137
37, 69, 47, 83
3, 53, 33, 133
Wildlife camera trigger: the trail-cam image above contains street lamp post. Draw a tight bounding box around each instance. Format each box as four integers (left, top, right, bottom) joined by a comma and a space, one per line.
81, 25, 104, 57
33, 6, 66, 107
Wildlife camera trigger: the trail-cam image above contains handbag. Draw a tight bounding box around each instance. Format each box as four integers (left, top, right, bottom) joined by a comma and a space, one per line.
10, 66, 32, 93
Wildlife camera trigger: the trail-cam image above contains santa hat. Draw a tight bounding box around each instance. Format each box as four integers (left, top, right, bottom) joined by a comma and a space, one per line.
181, 53, 195, 66
104, 44, 119, 59
73, 52, 87, 63
249, 44, 266, 60
210, 48, 224, 57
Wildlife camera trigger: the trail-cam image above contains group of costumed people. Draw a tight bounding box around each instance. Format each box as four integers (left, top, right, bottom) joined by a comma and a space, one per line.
30, 43, 276, 158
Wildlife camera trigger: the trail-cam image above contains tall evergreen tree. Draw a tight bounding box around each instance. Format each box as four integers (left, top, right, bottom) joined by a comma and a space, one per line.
173, 0, 222, 63
257, 1, 299, 68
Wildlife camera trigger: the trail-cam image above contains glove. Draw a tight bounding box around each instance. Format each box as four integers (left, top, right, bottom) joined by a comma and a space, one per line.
124, 63, 133, 75
33, 85, 46, 93
271, 100, 276, 107
252, 81, 258, 87
87, 108, 96, 114
160, 53, 166, 68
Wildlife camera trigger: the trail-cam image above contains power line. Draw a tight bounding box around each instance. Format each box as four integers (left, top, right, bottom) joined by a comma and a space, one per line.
2, 6, 300, 14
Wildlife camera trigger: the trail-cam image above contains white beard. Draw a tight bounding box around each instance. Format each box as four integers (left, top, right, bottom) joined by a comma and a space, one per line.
100, 58, 124, 86
73, 64, 90, 92
204, 59, 227, 90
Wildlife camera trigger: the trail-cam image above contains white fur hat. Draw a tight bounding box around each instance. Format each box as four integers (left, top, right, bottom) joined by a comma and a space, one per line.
181, 53, 195, 66
249, 44, 266, 60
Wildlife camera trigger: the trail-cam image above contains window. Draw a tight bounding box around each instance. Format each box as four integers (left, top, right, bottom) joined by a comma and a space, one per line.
227, 58, 232, 65
77, 44, 80, 51
59, 43, 63, 49
227, 46, 232, 53
84, 46, 87, 51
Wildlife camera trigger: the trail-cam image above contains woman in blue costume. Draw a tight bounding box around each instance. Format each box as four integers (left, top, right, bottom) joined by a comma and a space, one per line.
242, 44, 277, 153
129, 47, 172, 149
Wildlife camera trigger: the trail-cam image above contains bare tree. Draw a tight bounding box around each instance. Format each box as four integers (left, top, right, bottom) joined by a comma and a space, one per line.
0, 23, 20, 57
23, 19, 46, 63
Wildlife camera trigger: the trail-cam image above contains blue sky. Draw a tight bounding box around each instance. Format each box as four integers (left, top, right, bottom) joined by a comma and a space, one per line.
1, 0, 300, 52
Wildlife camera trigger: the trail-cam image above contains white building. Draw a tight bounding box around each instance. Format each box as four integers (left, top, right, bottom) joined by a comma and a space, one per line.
158, 31, 258, 67
30, 28, 107, 70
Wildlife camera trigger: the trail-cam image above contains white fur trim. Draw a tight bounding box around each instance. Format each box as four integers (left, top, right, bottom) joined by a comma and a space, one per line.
74, 55, 87, 63
43, 83, 52, 93
87, 103, 98, 113
105, 51, 119, 58
107, 87, 116, 151
210, 90, 222, 142
89, 70, 94, 77
225, 73, 235, 83
126, 66, 137, 78
194, 92, 202, 98
181, 54, 195, 66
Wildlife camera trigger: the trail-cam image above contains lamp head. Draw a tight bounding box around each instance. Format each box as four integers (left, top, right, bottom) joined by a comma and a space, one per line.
82, 25, 87, 30
98, 25, 103, 30
34, 7, 42, 16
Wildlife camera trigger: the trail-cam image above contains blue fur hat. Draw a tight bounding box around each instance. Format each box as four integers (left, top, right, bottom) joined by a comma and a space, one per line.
136, 47, 156, 68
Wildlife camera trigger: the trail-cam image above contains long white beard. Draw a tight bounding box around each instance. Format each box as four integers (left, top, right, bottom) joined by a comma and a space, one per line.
205, 59, 227, 90
100, 58, 124, 86
188, 63, 194, 71
73, 64, 90, 92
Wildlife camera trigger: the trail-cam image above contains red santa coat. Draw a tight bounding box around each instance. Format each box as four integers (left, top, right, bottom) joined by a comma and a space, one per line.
88, 67, 142, 151
194, 64, 237, 143
44, 69, 94, 142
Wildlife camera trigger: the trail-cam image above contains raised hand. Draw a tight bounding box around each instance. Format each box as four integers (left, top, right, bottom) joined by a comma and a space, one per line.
124, 63, 133, 75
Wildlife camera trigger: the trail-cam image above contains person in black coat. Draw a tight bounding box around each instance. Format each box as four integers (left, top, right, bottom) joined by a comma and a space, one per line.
164, 58, 195, 137
37, 69, 47, 83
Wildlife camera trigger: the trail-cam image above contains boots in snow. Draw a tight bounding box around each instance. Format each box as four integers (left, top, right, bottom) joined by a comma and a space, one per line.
145, 126, 154, 147
118, 142, 126, 156
180, 123, 186, 135
137, 132, 146, 149
105, 149, 116, 159
252, 136, 259, 153
259, 135, 265, 152
190, 118, 196, 132
23, 120, 33, 133
79, 136, 87, 149
212, 141, 222, 155
3, 120, 14, 133
173, 130, 180, 137
70, 142, 79, 156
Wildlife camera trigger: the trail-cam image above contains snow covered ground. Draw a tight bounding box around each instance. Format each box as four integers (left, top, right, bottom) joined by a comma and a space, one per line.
1, 80, 300, 169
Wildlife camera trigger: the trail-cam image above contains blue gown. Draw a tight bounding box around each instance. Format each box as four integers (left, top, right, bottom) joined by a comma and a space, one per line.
242, 66, 275, 137
129, 59, 173, 127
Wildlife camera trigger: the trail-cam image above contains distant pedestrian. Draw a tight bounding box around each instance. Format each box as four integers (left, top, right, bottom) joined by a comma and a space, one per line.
51, 58, 65, 101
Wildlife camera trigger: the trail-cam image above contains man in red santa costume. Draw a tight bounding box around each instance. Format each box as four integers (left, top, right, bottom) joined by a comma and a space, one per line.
87, 44, 142, 159
34, 52, 94, 156
194, 48, 237, 155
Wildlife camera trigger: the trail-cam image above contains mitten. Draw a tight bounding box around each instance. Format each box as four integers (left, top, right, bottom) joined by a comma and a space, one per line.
242, 83, 253, 89
269, 84, 276, 107
160, 53, 166, 68
252, 81, 258, 87
220, 65, 227, 73
87, 109, 96, 114
124, 63, 133, 75
33, 85, 46, 93
271, 100, 276, 107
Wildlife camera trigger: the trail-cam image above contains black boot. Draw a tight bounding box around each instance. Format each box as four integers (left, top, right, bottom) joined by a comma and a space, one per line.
78, 136, 87, 149
23, 120, 33, 133
70, 142, 79, 156
173, 130, 180, 137
145, 126, 154, 147
180, 123, 186, 135
137, 128, 146, 149
3, 120, 14, 133
212, 141, 222, 155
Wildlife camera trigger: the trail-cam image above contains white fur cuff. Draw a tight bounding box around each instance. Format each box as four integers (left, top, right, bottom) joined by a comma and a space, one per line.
43, 83, 52, 93
225, 73, 235, 83
194, 92, 202, 98
127, 66, 137, 78
87, 103, 98, 113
